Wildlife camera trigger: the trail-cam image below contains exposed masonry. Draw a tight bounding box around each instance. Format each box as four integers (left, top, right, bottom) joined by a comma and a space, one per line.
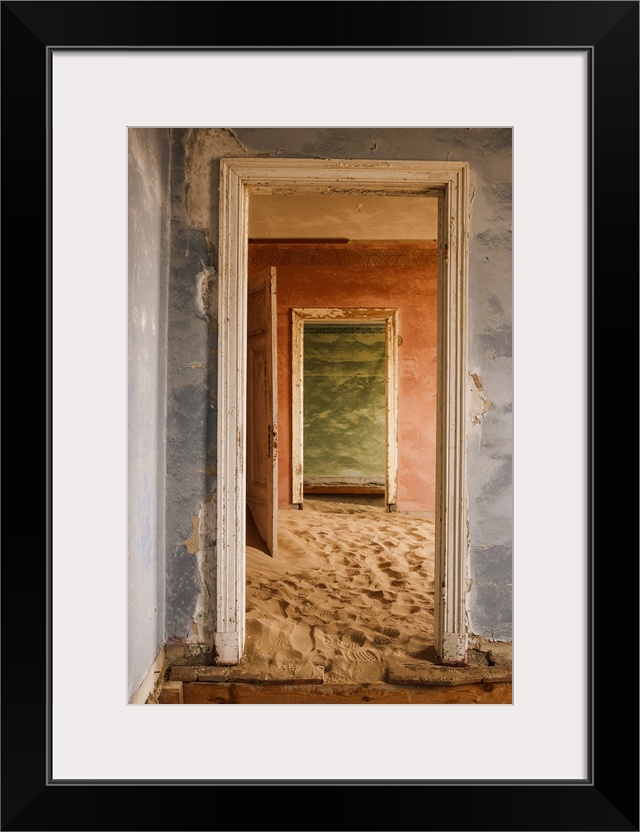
467, 636, 512, 667
196, 263, 217, 324
179, 257, 218, 646
189, 495, 216, 646
469, 371, 493, 425
184, 128, 247, 255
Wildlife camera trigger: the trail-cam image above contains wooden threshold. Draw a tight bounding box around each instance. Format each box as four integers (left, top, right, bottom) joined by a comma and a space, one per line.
249, 238, 350, 245
158, 680, 511, 705
303, 486, 386, 495
158, 660, 512, 705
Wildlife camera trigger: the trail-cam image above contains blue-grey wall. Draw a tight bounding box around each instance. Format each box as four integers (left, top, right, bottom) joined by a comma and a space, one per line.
154, 128, 512, 668
127, 128, 170, 699
163, 133, 217, 646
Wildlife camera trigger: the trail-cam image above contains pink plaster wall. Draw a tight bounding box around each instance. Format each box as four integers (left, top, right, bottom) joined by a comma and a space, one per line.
249, 242, 438, 512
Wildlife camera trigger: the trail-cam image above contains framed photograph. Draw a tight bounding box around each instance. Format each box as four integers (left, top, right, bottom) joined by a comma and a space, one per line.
3, 2, 637, 830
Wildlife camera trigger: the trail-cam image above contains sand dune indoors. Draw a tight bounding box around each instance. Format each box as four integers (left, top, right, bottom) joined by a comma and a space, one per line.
243, 496, 435, 684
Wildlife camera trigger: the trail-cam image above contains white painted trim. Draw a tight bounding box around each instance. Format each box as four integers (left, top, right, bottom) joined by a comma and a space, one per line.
291, 307, 398, 509
217, 158, 470, 665
434, 171, 470, 664
291, 309, 304, 506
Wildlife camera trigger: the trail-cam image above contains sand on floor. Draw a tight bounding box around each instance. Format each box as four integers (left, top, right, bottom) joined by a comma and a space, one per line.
243, 496, 436, 684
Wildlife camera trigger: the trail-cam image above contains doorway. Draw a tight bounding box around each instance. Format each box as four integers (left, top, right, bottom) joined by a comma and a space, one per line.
215, 158, 470, 667
292, 308, 398, 510
245, 230, 433, 682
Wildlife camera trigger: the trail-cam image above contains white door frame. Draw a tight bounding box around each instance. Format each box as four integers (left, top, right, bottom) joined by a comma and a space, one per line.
215, 158, 470, 665
291, 307, 398, 509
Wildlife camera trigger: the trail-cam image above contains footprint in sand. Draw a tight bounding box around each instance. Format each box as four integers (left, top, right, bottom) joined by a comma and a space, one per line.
377, 625, 400, 638
351, 649, 379, 662
348, 629, 367, 647
319, 634, 343, 649
365, 589, 393, 606
382, 568, 405, 580
289, 621, 315, 653
372, 633, 391, 644
367, 589, 385, 598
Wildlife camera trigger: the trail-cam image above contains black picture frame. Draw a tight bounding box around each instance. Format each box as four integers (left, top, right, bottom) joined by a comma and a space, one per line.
2, 2, 638, 830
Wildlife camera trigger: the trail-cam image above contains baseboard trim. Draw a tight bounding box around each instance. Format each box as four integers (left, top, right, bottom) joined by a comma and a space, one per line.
129, 646, 167, 704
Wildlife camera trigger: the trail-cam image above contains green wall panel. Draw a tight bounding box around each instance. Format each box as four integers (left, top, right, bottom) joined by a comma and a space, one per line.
303, 324, 386, 479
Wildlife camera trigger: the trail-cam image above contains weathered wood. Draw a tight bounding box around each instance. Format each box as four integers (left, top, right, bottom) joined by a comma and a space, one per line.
291, 305, 304, 505
169, 666, 197, 682
303, 485, 386, 495
179, 681, 511, 705
158, 681, 184, 704
386, 659, 512, 687
433, 165, 470, 664
169, 662, 510, 688
249, 238, 350, 245
246, 266, 278, 558
194, 666, 231, 682
304, 476, 385, 488
385, 309, 398, 505
215, 159, 246, 664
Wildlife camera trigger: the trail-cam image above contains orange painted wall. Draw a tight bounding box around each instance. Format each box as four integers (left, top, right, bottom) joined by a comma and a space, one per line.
249, 242, 438, 512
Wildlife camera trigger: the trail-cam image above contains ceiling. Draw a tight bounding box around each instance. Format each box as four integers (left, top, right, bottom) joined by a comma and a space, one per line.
249, 194, 438, 241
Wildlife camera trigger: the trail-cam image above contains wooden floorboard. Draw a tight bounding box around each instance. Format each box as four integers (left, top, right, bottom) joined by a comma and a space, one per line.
303, 486, 386, 494
172, 681, 512, 705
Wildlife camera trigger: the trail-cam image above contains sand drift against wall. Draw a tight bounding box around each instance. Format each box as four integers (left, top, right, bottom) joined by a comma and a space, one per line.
244, 497, 435, 684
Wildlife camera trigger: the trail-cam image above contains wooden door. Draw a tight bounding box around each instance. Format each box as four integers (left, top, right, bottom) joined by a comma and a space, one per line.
246, 267, 278, 557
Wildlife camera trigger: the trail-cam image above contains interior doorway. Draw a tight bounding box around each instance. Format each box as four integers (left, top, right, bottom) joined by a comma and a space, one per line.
215, 158, 470, 668
244, 198, 435, 682
291, 307, 399, 511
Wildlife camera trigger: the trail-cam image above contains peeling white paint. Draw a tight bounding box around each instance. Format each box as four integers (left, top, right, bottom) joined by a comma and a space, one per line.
469, 371, 492, 425
191, 497, 217, 648
196, 265, 217, 324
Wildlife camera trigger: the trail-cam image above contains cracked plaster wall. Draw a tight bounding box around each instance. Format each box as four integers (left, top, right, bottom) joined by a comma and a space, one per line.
163, 127, 512, 652
127, 128, 170, 699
